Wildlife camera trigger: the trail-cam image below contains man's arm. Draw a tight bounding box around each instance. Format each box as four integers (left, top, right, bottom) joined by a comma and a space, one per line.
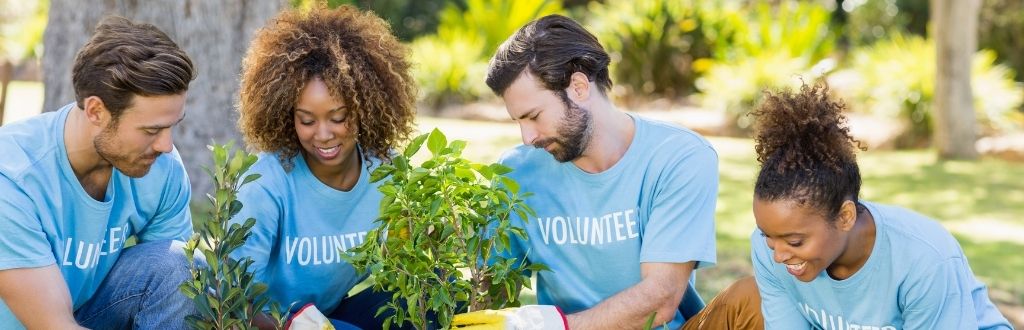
0, 265, 86, 329
566, 261, 694, 329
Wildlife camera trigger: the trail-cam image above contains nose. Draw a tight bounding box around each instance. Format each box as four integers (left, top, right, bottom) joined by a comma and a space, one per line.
771, 244, 792, 264
520, 123, 538, 146
153, 129, 174, 154
315, 122, 335, 141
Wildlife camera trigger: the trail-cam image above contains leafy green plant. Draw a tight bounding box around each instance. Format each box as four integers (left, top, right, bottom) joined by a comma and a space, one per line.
693, 1, 837, 135
434, 0, 562, 59
180, 143, 286, 329
834, 34, 1024, 146
346, 129, 545, 330
410, 35, 490, 109
293, 0, 459, 41
0, 0, 47, 62
714, 1, 836, 64
410, 0, 562, 108
585, 0, 719, 100
697, 51, 825, 135
980, 0, 1024, 85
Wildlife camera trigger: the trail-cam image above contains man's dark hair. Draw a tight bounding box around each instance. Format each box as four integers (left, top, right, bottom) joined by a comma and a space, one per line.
485, 14, 612, 97
72, 16, 196, 119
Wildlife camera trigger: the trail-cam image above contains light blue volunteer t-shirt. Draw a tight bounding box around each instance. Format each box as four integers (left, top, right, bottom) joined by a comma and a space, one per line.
752, 201, 1012, 330
230, 152, 382, 315
497, 114, 719, 329
0, 103, 193, 328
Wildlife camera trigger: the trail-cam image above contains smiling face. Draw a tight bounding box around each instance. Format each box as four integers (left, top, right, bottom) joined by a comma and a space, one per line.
93, 93, 186, 178
502, 72, 591, 162
753, 198, 852, 282
293, 77, 358, 172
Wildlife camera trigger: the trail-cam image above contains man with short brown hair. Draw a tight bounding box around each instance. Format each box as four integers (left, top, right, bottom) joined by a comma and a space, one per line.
0, 16, 198, 329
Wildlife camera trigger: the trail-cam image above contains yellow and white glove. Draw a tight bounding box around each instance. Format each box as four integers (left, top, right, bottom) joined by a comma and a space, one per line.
452, 305, 567, 330
285, 303, 335, 330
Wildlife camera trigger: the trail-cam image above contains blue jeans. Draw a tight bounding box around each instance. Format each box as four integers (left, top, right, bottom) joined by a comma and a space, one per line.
327, 288, 438, 330
73, 240, 198, 329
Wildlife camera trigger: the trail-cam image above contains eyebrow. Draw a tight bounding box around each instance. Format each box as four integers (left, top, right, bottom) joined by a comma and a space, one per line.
141, 114, 186, 130
295, 106, 347, 115
760, 230, 804, 239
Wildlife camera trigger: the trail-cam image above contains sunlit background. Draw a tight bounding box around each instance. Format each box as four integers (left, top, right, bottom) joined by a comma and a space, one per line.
1, 0, 1021, 326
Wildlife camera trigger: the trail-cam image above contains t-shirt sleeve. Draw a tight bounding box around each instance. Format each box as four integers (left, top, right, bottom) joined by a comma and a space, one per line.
137, 149, 193, 242
228, 179, 281, 285
0, 175, 56, 269
639, 144, 717, 268
751, 231, 812, 330
901, 257, 978, 329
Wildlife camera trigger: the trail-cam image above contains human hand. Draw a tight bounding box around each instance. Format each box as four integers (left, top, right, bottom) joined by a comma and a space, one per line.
285, 303, 334, 330
452, 305, 567, 330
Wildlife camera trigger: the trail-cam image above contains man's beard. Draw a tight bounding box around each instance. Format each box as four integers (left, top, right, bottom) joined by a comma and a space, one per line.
93, 122, 158, 178
534, 93, 592, 163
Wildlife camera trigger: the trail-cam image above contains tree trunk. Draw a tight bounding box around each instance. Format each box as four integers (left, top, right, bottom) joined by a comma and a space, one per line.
931, 0, 979, 159
0, 59, 11, 126
43, 0, 286, 197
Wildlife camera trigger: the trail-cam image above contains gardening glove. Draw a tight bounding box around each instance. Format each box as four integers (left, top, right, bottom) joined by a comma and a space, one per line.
285, 303, 335, 330
452, 305, 567, 330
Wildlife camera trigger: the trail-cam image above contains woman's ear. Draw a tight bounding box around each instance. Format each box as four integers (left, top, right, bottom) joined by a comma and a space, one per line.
836, 200, 858, 232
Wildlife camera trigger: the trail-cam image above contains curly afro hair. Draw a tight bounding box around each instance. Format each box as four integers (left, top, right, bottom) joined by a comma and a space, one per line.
751, 83, 865, 220
238, 5, 416, 168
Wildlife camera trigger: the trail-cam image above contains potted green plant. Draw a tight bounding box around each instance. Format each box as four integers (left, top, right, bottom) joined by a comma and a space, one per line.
346, 129, 545, 330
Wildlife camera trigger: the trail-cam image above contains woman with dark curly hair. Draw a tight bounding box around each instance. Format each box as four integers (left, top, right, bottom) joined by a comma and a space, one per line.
229, 5, 417, 329
749, 83, 1010, 329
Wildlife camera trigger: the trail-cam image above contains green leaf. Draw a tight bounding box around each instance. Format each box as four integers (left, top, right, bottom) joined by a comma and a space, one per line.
499, 177, 520, 194
242, 173, 261, 186
404, 133, 429, 158
489, 163, 513, 176
426, 128, 447, 155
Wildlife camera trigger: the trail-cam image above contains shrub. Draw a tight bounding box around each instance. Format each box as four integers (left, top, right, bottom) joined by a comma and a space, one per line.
410, 36, 490, 109
346, 129, 545, 330
697, 51, 828, 135
410, 0, 562, 109
695, 1, 837, 135
584, 0, 719, 100
297, 0, 461, 41
180, 143, 287, 329
979, 0, 1024, 85
833, 35, 1024, 146
715, 1, 836, 64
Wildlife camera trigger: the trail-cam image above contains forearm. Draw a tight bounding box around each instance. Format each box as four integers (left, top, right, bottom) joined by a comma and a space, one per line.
567, 280, 682, 329
0, 266, 86, 329
567, 262, 692, 329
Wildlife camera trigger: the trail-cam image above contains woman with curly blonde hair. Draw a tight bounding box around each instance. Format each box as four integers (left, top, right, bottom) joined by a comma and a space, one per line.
229, 5, 417, 329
